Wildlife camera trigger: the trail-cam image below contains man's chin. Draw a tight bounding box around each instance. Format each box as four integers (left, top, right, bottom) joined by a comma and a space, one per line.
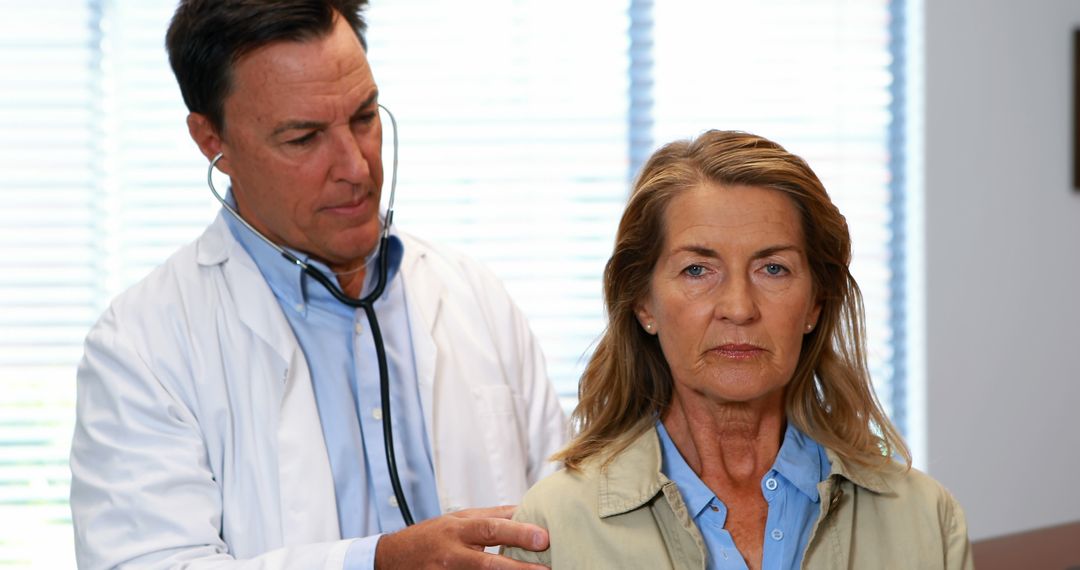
325, 236, 381, 267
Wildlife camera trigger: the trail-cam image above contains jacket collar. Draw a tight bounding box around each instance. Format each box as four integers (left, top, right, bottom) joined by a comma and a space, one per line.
596, 423, 897, 520
822, 448, 896, 495
597, 426, 669, 518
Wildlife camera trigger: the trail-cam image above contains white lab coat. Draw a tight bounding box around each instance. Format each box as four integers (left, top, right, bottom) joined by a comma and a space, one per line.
70, 215, 568, 569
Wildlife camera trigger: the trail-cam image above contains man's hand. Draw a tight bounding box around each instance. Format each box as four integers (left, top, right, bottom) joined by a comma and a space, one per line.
374, 505, 549, 569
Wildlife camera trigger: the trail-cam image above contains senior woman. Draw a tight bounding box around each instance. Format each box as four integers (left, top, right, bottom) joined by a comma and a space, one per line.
505, 130, 972, 569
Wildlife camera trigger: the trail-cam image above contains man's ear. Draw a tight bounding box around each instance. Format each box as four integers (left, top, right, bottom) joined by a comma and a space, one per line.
187, 112, 228, 173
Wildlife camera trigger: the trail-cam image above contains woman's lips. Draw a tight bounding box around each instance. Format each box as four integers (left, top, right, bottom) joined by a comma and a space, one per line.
711, 343, 765, 360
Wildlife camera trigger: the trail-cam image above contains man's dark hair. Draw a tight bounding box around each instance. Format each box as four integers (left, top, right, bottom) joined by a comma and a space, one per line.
166, 0, 369, 133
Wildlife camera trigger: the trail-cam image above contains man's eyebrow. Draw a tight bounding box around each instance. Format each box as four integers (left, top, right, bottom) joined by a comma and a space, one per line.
269, 90, 380, 138
349, 90, 379, 121
270, 119, 325, 138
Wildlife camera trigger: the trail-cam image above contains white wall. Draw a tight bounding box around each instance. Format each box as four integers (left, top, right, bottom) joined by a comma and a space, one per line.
924, 0, 1080, 541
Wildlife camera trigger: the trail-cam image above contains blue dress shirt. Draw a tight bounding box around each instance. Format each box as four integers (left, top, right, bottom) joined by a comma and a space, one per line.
656, 420, 831, 570
225, 209, 441, 569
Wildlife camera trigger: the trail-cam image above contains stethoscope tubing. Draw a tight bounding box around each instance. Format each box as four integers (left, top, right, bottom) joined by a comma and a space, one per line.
206, 104, 415, 526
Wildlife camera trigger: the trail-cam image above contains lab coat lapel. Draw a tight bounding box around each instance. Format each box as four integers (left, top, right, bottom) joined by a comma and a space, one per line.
200, 216, 341, 544
276, 347, 341, 545
401, 245, 445, 502
198, 215, 299, 360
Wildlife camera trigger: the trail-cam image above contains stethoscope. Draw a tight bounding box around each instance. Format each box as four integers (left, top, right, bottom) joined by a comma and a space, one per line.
206, 104, 416, 526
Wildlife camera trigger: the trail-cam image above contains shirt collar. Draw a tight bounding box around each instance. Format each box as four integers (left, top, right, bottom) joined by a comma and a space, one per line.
656, 420, 716, 518
656, 419, 830, 514
221, 193, 403, 314
771, 422, 830, 503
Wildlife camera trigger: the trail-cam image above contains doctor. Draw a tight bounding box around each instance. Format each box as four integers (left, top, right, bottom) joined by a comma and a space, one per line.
69, 0, 566, 568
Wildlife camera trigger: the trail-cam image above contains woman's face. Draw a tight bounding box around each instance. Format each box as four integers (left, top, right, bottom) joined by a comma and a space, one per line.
636, 183, 821, 406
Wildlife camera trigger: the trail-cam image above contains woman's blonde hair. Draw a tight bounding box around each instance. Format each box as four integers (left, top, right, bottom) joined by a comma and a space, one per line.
556, 130, 909, 471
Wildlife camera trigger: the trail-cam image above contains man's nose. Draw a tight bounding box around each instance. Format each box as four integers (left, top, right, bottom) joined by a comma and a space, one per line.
329, 128, 371, 184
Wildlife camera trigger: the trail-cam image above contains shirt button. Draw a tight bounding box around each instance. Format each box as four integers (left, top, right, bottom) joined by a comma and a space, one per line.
771, 529, 784, 541
388, 495, 399, 508
765, 477, 778, 491
294, 303, 304, 313
354, 322, 364, 334
372, 408, 383, 421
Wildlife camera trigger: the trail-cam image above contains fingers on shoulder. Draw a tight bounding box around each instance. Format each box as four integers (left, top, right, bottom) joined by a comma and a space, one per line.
454, 504, 516, 521
500, 545, 550, 567
462, 516, 544, 549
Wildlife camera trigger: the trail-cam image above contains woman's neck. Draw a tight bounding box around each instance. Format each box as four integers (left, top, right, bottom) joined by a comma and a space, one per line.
661, 389, 786, 492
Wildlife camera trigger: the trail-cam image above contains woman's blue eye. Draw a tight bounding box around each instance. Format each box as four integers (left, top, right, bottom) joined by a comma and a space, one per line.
685, 264, 706, 277
764, 263, 786, 276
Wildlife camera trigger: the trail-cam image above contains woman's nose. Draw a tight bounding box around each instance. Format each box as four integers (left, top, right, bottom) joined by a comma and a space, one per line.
713, 274, 759, 325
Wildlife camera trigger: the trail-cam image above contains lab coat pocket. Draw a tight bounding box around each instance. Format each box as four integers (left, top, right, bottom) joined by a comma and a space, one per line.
470, 384, 529, 500
472, 384, 519, 416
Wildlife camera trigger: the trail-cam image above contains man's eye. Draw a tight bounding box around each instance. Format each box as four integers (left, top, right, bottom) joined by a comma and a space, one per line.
353, 112, 377, 124
684, 264, 706, 277
286, 132, 317, 146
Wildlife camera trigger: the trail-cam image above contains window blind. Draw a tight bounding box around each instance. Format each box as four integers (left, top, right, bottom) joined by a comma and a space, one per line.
363, 0, 629, 403
101, 0, 218, 291
0, 4, 97, 567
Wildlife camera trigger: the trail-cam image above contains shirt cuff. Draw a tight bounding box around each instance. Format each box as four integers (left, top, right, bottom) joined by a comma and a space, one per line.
343, 534, 384, 570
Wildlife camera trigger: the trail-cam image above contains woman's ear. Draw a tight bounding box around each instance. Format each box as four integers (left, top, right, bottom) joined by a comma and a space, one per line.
635, 302, 658, 335
805, 300, 823, 333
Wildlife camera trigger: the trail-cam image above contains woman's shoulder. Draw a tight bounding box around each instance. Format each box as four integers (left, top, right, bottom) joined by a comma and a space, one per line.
514, 462, 606, 526
827, 449, 960, 506
515, 427, 663, 526
836, 454, 968, 534
506, 432, 681, 567
880, 464, 963, 511
818, 454, 973, 568
504, 464, 606, 565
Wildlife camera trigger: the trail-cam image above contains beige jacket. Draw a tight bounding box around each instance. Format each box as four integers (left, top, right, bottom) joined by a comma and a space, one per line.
505, 427, 972, 569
